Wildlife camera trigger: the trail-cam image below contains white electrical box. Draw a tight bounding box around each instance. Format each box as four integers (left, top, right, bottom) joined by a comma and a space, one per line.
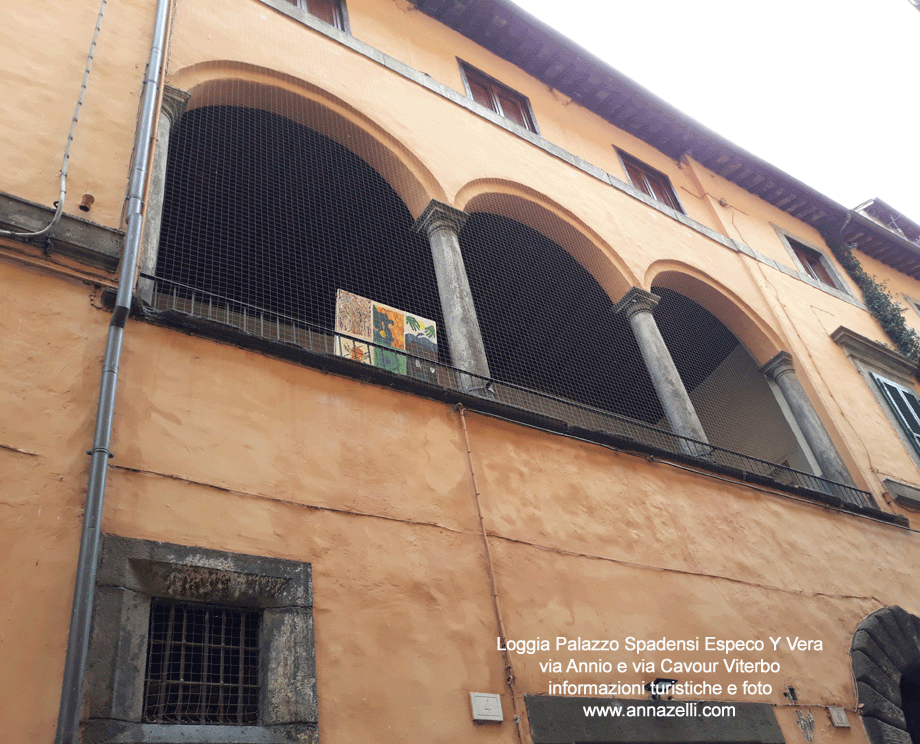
470, 692, 503, 722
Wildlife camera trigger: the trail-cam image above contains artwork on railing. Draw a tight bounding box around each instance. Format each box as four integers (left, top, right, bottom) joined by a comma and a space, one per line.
334, 289, 438, 381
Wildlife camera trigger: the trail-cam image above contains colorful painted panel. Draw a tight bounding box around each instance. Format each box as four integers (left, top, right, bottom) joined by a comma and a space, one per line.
334, 290, 437, 381
372, 303, 407, 375
334, 289, 372, 364
405, 315, 437, 361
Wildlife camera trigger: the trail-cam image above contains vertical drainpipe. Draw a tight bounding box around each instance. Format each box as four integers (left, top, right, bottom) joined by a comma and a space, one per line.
54, 0, 171, 741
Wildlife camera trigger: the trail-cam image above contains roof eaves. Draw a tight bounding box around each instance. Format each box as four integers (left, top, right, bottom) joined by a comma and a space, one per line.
412, 0, 848, 229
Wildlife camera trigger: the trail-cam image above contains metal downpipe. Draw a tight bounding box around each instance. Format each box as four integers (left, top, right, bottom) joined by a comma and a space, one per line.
54, 0, 171, 740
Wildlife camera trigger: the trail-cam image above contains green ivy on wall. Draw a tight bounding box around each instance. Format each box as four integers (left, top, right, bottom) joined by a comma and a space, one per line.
830, 241, 920, 365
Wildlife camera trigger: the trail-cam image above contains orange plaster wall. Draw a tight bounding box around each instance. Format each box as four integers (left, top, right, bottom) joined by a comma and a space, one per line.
4, 254, 913, 744
0, 0, 156, 227
4, 2, 920, 743
0, 263, 112, 742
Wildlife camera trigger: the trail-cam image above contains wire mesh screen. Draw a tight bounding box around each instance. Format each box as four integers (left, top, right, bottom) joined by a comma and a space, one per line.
650, 282, 812, 470
144, 599, 261, 725
459, 213, 662, 425
154, 102, 449, 364
151, 0, 871, 506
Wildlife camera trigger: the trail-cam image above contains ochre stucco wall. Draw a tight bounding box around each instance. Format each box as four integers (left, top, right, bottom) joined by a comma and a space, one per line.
4, 1, 920, 743
4, 260, 920, 743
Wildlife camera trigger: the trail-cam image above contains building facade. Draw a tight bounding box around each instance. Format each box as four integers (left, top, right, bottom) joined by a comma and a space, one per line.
2, 1, 920, 743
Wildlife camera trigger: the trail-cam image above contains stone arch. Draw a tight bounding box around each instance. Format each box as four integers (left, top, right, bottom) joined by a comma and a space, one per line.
644, 263, 815, 471
454, 178, 636, 303
169, 61, 446, 217
852, 606, 920, 744
150, 62, 452, 363
646, 263, 784, 366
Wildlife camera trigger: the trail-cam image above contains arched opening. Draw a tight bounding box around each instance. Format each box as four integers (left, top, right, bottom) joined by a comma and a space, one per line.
458, 212, 665, 430
852, 606, 920, 744
650, 281, 813, 472
901, 668, 920, 744
153, 103, 450, 365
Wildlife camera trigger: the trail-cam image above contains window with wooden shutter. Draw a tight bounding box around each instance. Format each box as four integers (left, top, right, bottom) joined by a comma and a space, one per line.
788, 238, 839, 288
283, 0, 347, 30
873, 372, 920, 458
459, 62, 538, 133
617, 150, 683, 213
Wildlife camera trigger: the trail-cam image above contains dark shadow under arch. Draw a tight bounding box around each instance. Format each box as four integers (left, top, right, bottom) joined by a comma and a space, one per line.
156, 104, 450, 362
650, 284, 811, 470
459, 212, 663, 423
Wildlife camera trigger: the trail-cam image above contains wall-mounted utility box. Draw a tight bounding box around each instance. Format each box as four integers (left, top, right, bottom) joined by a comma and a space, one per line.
470, 692, 503, 722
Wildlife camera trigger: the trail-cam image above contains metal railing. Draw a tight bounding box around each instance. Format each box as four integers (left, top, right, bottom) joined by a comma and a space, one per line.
145, 275, 875, 510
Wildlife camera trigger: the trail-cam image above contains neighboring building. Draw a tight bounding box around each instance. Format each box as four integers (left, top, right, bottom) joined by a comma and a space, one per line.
2, 1, 920, 743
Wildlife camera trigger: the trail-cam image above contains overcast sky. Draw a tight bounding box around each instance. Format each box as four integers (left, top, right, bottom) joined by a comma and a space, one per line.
510, 0, 918, 218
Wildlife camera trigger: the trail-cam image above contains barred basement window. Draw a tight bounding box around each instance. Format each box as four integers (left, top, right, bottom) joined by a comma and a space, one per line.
144, 600, 261, 725
85, 536, 318, 743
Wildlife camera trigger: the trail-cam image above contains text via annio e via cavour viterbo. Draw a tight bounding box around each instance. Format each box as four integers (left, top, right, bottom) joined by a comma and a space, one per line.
495, 636, 824, 699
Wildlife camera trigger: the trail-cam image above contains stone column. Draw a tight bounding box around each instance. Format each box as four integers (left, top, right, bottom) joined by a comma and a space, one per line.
137, 85, 190, 305
613, 287, 710, 451
761, 351, 856, 488
413, 200, 491, 390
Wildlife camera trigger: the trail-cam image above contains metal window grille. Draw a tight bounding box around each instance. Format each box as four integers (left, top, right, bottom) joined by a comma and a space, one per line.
143, 599, 261, 725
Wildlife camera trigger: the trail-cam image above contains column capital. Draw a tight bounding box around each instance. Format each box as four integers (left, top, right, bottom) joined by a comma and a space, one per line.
412, 200, 469, 237
612, 287, 660, 321
161, 85, 191, 124
760, 350, 795, 381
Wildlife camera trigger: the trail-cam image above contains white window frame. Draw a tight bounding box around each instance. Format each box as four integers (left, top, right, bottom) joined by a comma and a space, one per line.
872, 372, 920, 460
833, 325, 920, 473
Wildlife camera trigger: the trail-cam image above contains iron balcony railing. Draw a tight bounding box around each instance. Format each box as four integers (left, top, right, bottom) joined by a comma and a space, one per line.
144, 275, 875, 511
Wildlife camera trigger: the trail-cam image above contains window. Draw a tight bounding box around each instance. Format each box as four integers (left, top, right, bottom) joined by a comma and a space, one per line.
85, 535, 318, 744
144, 600, 261, 725
777, 231, 848, 292
617, 150, 683, 213
904, 294, 920, 320
788, 238, 838, 287
283, 0, 347, 30
460, 62, 538, 133
834, 326, 920, 472
872, 372, 920, 458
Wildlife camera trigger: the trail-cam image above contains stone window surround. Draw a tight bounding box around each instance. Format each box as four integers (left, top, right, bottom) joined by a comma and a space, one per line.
258, 0, 350, 34
83, 534, 319, 744
832, 325, 920, 476
458, 59, 540, 135
775, 226, 852, 297
903, 293, 920, 321
851, 606, 920, 744
615, 148, 686, 215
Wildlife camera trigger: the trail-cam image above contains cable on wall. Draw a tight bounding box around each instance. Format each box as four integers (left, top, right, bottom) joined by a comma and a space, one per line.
0, 0, 108, 240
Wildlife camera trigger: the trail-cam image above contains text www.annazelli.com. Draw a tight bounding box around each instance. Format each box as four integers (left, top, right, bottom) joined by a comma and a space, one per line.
583, 703, 736, 718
